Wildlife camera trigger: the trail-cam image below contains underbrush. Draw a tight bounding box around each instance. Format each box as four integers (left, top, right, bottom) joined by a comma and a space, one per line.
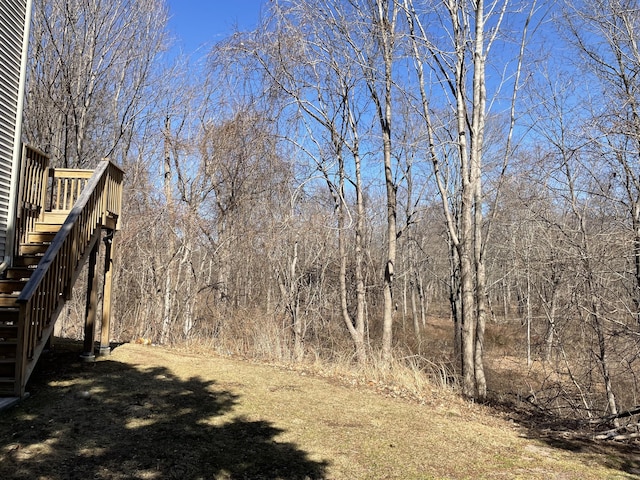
177, 332, 458, 407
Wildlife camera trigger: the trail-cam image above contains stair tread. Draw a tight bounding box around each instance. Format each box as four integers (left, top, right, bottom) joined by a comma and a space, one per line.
13, 256, 43, 267
5, 267, 36, 280
0, 295, 19, 307
20, 245, 49, 250
39, 215, 66, 226
0, 280, 27, 292
27, 232, 56, 239
33, 223, 63, 233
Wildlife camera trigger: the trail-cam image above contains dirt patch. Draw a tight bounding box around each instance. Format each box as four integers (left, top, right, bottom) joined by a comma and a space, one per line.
0, 340, 637, 479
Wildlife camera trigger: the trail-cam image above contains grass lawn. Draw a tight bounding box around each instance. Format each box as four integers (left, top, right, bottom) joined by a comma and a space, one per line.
0, 341, 638, 479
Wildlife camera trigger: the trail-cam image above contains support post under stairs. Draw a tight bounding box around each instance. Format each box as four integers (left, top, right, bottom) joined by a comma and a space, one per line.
98, 231, 114, 356
80, 240, 99, 362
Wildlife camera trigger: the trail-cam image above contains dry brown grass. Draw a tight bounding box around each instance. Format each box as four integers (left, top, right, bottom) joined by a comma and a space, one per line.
0, 339, 638, 479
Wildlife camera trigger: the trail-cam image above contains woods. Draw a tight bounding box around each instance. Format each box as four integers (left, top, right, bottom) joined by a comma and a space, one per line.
21, 0, 640, 424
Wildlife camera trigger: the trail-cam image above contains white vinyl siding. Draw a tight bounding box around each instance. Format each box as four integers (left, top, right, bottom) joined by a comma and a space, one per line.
0, 0, 30, 262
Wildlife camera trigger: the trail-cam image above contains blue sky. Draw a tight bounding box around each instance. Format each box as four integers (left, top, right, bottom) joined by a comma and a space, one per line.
166, 1, 267, 55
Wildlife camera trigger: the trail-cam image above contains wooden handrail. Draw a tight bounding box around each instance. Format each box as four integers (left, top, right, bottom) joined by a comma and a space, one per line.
13, 160, 123, 395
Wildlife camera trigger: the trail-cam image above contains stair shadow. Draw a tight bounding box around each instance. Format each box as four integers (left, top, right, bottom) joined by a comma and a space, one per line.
0, 341, 329, 479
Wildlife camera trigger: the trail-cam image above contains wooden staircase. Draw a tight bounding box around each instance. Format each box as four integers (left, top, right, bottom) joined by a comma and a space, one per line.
0, 146, 123, 399
0, 220, 60, 395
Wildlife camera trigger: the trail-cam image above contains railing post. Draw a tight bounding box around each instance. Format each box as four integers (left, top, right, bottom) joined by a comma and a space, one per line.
13, 305, 28, 397
38, 163, 48, 222
101, 160, 110, 226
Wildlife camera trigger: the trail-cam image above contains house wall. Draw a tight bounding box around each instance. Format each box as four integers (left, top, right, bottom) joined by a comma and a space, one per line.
0, 0, 32, 264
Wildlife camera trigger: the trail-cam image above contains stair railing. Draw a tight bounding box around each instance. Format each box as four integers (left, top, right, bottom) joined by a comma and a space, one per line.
13, 160, 123, 396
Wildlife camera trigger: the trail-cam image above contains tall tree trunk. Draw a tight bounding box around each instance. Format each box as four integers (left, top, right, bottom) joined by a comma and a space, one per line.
541, 274, 559, 362
449, 239, 462, 368
291, 241, 304, 361
338, 156, 367, 364
452, 2, 476, 396
633, 206, 640, 324
377, 0, 398, 363
353, 144, 368, 363
161, 116, 175, 345
590, 285, 619, 423
276, 240, 304, 362
470, 0, 488, 400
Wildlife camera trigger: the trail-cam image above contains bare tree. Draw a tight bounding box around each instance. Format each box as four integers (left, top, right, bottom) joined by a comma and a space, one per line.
522, 57, 628, 418
24, 0, 168, 167
235, 0, 397, 363
562, 0, 640, 325
363, 0, 400, 362
402, 0, 540, 398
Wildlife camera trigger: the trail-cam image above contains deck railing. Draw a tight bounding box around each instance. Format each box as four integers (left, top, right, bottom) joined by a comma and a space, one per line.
15, 146, 49, 258
47, 168, 94, 212
13, 160, 123, 396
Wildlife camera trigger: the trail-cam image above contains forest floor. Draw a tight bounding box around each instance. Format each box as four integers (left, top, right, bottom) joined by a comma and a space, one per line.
0, 340, 638, 479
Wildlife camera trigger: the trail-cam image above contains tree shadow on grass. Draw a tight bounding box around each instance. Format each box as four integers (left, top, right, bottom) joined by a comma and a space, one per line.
487, 396, 640, 478
0, 342, 329, 479
537, 434, 640, 478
